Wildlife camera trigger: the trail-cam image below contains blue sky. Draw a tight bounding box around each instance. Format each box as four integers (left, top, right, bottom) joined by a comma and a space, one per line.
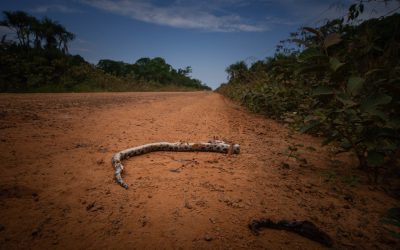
1, 0, 399, 89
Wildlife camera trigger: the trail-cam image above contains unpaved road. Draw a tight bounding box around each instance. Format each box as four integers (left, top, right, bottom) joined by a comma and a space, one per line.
0, 92, 398, 249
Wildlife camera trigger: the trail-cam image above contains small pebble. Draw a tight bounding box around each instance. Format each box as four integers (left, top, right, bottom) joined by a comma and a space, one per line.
204, 234, 213, 241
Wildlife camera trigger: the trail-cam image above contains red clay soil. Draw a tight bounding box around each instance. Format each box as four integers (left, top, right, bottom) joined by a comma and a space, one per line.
0, 92, 399, 249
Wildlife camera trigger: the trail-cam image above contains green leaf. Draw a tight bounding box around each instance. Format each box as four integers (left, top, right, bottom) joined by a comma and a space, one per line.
381, 208, 400, 228
329, 57, 345, 72
364, 109, 389, 122
367, 151, 385, 167
347, 76, 365, 96
323, 33, 342, 48
299, 120, 320, 133
372, 45, 383, 52
295, 64, 327, 75
312, 86, 335, 96
322, 132, 339, 145
304, 115, 319, 123
365, 68, 385, 76
382, 140, 398, 151
360, 94, 392, 113
336, 93, 357, 107
339, 139, 352, 150
381, 218, 400, 227
388, 78, 400, 85
372, 78, 388, 86
387, 117, 400, 129
386, 208, 400, 221
388, 230, 400, 239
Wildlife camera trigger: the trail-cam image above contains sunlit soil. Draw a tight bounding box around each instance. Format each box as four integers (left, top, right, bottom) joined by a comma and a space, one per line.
0, 92, 398, 249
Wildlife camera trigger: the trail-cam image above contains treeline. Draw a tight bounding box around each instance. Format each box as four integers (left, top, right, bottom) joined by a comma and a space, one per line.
217, 3, 400, 182
96, 58, 209, 90
0, 11, 210, 92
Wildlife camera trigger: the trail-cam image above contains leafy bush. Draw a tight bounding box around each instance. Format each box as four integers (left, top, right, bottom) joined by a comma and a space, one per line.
217, 11, 400, 182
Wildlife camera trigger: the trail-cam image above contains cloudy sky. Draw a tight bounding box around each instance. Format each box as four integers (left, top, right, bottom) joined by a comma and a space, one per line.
1, 0, 399, 89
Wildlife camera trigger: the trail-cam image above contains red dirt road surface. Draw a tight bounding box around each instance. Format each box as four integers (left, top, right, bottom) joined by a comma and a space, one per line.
0, 92, 399, 249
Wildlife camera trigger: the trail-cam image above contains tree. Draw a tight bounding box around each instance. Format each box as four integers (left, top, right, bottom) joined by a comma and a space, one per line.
226, 61, 248, 82
30, 17, 43, 49
149, 57, 172, 82
97, 59, 131, 77
178, 66, 192, 76
134, 57, 172, 82
41, 17, 59, 49
131, 57, 208, 87
55, 23, 75, 53
135, 57, 151, 80
0, 11, 75, 53
0, 11, 35, 47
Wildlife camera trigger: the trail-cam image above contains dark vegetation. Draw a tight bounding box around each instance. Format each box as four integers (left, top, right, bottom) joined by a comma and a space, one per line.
0, 11, 210, 92
217, 2, 400, 183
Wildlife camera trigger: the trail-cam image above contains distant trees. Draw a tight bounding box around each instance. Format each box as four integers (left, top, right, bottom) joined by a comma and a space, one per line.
0, 10, 211, 92
96, 57, 210, 90
0, 10, 75, 53
97, 59, 132, 77
133, 57, 172, 82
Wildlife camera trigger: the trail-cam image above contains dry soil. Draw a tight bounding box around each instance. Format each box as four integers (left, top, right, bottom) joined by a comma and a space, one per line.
0, 92, 399, 249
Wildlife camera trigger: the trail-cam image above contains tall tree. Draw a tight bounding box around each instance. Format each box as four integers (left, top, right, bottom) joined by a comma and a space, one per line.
0, 11, 75, 53
30, 17, 43, 49
36, 17, 75, 52
0, 11, 35, 47
226, 61, 248, 81
41, 17, 59, 49
55, 23, 75, 53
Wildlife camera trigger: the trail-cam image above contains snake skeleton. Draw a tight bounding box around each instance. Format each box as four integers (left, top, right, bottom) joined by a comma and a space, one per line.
112, 140, 240, 189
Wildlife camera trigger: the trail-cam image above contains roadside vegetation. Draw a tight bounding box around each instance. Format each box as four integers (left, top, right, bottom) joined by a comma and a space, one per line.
0, 11, 211, 92
217, 1, 400, 183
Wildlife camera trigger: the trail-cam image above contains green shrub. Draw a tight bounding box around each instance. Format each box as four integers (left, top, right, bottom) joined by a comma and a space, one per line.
217, 12, 400, 182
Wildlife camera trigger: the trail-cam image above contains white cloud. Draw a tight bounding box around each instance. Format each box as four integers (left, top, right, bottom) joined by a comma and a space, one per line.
31, 4, 82, 13
82, 0, 266, 32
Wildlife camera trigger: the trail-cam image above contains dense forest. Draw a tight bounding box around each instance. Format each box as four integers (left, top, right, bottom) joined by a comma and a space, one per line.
217, 2, 400, 183
0, 11, 211, 92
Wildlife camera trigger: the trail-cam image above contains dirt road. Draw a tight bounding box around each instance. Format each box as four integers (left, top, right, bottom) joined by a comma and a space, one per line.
0, 92, 398, 249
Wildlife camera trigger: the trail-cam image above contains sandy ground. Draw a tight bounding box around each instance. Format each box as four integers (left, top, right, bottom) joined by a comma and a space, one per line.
0, 92, 399, 249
